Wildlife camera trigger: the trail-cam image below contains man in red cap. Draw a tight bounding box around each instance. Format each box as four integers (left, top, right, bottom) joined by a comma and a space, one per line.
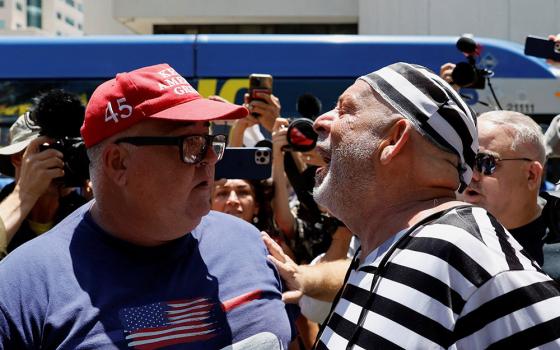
0, 63, 292, 349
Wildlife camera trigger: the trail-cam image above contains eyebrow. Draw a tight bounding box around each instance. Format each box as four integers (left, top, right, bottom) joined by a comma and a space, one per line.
478, 150, 501, 157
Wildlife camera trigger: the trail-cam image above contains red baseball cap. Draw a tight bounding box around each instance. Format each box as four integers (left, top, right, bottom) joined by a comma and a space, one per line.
81, 63, 248, 147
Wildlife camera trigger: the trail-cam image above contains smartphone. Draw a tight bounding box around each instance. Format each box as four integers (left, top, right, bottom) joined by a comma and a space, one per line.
248, 73, 273, 118
215, 147, 272, 180
524, 35, 560, 61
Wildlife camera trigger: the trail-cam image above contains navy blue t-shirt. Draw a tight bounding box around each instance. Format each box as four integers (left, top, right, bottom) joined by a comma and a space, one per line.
0, 202, 292, 349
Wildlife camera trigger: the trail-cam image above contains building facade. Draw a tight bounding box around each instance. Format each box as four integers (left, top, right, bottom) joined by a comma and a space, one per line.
0, 0, 84, 36
84, 0, 560, 44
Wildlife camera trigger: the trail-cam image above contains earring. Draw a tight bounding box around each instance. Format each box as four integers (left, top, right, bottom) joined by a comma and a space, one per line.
252, 216, 259, 224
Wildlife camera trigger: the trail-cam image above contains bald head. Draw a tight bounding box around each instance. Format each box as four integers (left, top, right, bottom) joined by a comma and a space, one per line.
478, 111, 545, 164
358, 62, 478, 191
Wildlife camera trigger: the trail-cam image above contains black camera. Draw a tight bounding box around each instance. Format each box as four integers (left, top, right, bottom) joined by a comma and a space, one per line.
452, 36, 493, 89
27, 89, 89, 187
38, 137, 89, 187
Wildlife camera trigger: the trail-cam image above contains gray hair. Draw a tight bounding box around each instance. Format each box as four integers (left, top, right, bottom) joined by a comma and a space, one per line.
86, 141, 105, 190
478, 111, 546, 164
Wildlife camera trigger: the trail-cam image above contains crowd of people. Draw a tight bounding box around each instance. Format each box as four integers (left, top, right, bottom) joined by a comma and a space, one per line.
1, 35, 560, 349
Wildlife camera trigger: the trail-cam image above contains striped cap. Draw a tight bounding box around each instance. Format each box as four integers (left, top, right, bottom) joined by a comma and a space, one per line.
358, 62, 478, 192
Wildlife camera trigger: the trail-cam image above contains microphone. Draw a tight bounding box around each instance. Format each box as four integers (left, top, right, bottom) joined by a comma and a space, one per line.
456, 35, 479, 56
297, 93, 322, 120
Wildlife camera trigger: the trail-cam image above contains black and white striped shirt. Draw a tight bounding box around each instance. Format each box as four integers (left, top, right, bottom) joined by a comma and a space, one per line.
316, 206, 560, 349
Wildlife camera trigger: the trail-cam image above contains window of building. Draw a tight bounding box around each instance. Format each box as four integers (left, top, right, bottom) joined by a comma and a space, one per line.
16, 2, 23, 11
77, 23, 82, 30
0, 20, 5, 29
77, 3, 82, 12
56, 30, 61, 36
0, 1, 4, 8
65, 0, 74, 7
65, 16, 74, 26
56, 12, 62, 20
27, 0, 42, 29
153, 23, 358, 35
16, 23, 22, 29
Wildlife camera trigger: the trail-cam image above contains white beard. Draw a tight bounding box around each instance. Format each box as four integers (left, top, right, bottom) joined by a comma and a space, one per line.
313, 132, 379, 220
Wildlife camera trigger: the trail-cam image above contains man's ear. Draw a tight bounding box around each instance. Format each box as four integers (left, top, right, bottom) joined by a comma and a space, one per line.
379, 119, 411, 165
102, 144, 130, 186
527, 161, 544, 191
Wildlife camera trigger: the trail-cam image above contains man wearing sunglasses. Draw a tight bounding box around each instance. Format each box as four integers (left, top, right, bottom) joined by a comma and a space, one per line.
0, 64, 292, 349
463, 111, 551, 266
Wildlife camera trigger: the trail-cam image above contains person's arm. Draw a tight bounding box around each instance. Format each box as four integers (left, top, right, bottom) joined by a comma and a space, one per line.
207, 95, 257, 147
262, 231, 350, 303
0, 136, 63, 249
322, 225, 353, 262
227, 118, 258, 147
271, 118, 296, 238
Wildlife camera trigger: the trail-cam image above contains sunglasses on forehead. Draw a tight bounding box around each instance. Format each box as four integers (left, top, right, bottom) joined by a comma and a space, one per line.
115, 134, 227, 164
474, 152, 533, 175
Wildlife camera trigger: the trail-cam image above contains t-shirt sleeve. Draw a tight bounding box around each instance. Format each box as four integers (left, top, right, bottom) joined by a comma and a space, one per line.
453, 269, 560, 349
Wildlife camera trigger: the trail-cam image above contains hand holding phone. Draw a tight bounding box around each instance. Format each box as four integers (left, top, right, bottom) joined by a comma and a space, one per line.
524, 35, 560, 61
248, 74, 273, 118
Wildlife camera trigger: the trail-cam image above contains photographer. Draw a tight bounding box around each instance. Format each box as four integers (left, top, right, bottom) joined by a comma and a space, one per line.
0, 90, 87, 257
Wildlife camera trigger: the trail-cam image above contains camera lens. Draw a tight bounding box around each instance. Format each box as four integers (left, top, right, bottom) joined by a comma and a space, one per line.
286, 118, 318, 152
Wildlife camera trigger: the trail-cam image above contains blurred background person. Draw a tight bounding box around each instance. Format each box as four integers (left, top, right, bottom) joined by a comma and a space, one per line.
211, 177, 295, 259
461, 111, 560, 275
0, 89, 88, 258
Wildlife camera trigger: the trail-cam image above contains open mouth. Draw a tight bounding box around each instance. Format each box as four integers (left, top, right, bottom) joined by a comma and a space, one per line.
464, 188, 481, 197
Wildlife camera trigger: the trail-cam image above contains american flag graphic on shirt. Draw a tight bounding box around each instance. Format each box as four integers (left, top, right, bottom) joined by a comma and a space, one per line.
119, 298, 218, 350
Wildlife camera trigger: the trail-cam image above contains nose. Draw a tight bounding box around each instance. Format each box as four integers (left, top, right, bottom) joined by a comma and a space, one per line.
226, 190, 240, 204
313, 110, 336, 137
197, 146, 220, 168
471, 167, 482, 182
206, 146, 220, 165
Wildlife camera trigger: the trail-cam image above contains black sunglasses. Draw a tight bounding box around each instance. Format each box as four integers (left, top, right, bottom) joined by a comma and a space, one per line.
115, 134, 227, 165
474, 152, 533, 175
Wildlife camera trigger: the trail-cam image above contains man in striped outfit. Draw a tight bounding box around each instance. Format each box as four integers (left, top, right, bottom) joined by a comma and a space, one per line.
308, 62, 560, 349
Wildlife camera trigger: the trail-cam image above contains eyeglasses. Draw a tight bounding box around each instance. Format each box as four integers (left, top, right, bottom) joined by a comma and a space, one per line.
474, 152, 533, 175
115, 134, 227, 164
